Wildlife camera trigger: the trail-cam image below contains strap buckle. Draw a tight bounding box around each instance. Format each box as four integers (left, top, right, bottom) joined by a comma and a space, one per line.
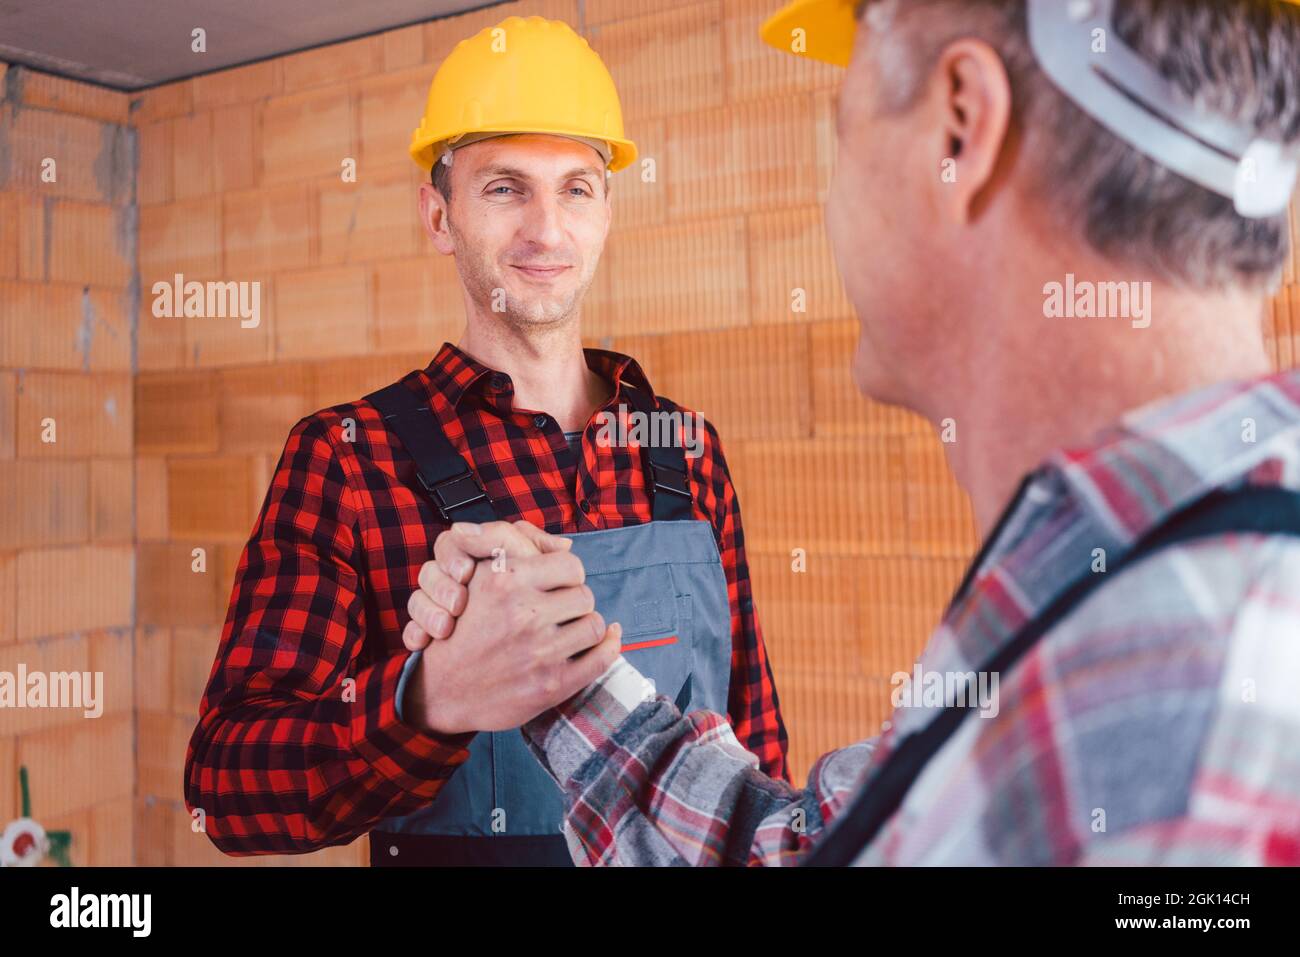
649, 461, 691, 500
420, 471, 490, 521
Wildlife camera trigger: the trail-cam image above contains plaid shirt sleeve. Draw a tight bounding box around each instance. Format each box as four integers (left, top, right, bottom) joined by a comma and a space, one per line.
183, 415, 476, 855
522, 657, 874, 866
693, 415, 790, 782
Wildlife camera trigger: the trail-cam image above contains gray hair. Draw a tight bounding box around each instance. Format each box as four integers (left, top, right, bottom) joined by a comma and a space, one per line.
861, 0, 1300, 292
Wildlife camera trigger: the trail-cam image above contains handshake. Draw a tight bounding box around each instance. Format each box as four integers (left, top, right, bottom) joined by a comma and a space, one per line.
399, 521, 624, 736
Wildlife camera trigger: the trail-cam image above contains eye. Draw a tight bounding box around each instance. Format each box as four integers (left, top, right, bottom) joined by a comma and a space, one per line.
490, 185, 517, 195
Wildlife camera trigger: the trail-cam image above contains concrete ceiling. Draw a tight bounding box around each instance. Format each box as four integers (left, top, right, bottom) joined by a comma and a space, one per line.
0, 0, 492, 91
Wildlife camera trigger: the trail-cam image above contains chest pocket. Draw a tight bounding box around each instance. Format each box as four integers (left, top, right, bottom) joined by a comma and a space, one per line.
585, 562, 695, 712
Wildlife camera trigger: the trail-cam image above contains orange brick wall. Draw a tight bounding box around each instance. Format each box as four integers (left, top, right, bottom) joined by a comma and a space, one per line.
4, 0, 1298, 868
0, 65, 137, 865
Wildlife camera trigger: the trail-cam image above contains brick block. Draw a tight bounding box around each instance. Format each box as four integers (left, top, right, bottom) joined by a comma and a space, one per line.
0, 370, 13, 459
166, 456, 257, 540
603, 216, 749, 334
212, 102, 258, 192
16, 194, 46, 280
357, 67, 431, 170
191, 59, 281, 109
217, 362, 314, 454
722, 0, 840, 101
135, 796, 174, 866
749, 552, 861, 680
89, 627, 134, 718
274, 265, 369, 360
0, 193, 16, 278
281, 36, 382, 93
748, 205, 852, 323
0, 460, 89, 550
135, 371, 219, 455
371, 256, 464, 355
137, 711, 192, 802
13, 68, 130, 124
2, 107, 127, 204
0, 553, 14, 646
90, 796, 135, 865
0, 281, 131, 372
134, 457, 169, 541
222, 183, 312, 276
809, 319, 927, 438
261, 86, 355, 185
15, 545, 134, 641
16, 371, 132, 458
0, 633, 91, 735
47, 200, 132, 288
171, 111, 216, 200
311, 352, 428, 410
136, 119, 173, 206
587, 2, 725, 121
170, 627, 220, 717
0, 735, 14, 823
610, 117, 667, 229
130, 81, 192, 124
737, 436, 909, 556
138, 197, 222, 282
137, 293, 186, 372
90, 458, 133, 543
135, 542, 222, 628
631, 322, 812, 441
134, 626, 172, 713
318, 163, 417, 264
383, 24, 427, 71
666, 95, 818, 220
184, 274, 273, 369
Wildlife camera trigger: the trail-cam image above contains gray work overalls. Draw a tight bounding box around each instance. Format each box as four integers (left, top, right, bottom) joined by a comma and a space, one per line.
364, 376, 733, 866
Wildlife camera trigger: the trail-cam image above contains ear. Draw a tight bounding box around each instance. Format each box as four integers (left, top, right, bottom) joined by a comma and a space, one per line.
927, 38, 1013, 225
418, 179, 456, 256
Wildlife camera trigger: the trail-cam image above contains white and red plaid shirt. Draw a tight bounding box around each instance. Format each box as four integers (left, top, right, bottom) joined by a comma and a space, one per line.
523, 368, 1300, 865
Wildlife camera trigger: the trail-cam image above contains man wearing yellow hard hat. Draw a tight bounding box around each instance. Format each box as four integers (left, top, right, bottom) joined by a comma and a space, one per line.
184, 15, 789, 866
413, 0, 1300, 865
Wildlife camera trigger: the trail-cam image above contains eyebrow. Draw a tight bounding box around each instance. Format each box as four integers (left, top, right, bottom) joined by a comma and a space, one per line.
474, 165, 603, 183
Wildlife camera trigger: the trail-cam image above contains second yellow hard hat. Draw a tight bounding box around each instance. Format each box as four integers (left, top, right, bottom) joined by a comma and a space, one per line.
410, 16, 637, 174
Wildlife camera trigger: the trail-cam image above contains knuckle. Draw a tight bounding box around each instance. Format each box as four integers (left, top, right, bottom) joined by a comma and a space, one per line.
587, 611, 606, 639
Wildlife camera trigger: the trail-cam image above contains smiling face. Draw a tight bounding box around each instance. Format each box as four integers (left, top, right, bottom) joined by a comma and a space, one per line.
419, 133, 612, 333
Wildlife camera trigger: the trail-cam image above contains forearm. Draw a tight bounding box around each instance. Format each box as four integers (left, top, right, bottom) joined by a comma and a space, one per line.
185, 651, 473, 855
523, 657, 874, 866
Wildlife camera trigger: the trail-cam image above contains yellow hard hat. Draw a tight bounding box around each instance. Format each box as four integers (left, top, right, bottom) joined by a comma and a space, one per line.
759, 0, 857, 67
410, 16, 637, 173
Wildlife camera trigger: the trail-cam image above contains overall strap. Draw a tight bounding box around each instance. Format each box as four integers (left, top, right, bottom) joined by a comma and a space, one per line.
621, 385, 695, 522
804, 484, 1300, 867
365, 380, 500, 524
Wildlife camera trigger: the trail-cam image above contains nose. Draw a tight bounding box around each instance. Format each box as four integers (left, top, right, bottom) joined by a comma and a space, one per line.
518, 190, 565, 250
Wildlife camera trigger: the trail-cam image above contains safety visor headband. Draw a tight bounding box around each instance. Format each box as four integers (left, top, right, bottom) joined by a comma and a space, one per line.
1027, 0, 1299, 218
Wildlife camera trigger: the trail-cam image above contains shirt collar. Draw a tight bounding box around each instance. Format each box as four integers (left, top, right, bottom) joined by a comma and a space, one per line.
424, 341, 658, 412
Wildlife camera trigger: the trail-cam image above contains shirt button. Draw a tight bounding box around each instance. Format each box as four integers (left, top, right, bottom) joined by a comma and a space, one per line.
580, 499, 592, 513
534, 414, 549, 429
490, 374, 507, 390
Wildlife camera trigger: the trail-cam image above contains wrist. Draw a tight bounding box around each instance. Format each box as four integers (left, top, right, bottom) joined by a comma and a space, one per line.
406, 645, 463, 736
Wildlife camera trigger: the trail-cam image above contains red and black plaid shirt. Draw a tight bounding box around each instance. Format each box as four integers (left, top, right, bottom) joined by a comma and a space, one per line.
185, 342, 789, 855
